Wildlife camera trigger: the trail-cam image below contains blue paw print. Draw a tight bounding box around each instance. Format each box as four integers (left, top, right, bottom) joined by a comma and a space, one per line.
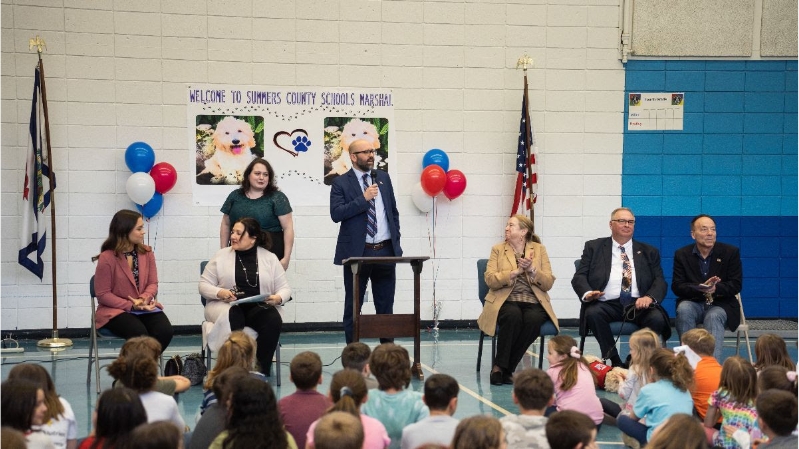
291, 135, 311, 152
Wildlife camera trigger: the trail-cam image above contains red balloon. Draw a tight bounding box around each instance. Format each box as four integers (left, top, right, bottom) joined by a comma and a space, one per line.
150, 162, 178, 194
443, 169, 467, 200
420, 165, 447, 196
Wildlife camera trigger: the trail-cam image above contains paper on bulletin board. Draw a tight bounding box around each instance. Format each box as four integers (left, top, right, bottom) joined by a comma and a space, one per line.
627, 93, 684, 131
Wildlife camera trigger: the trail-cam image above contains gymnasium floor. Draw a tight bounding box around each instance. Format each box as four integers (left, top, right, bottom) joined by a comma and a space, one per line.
1, 327, 795, 448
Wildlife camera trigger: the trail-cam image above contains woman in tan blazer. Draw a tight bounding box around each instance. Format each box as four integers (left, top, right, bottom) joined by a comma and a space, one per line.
477, 214, 559, 385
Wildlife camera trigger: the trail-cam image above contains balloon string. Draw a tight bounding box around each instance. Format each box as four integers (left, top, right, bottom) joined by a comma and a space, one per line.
431, 197, 439, 329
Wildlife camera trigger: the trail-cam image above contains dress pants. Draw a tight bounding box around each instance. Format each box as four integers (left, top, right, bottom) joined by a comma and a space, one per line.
584, 299, 669, 361
495, 300, 548, 373
102, 311, 174, 352
342, 244, 396, 344
229, 303, 282, 376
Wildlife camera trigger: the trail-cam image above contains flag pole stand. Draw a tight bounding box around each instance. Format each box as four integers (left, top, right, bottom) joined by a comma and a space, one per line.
30, 36, 73, 349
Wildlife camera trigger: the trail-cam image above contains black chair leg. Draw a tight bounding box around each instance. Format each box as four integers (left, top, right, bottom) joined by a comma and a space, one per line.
538, 336, 546, 369
476, 331, 485, 371
491, 334, 497, 367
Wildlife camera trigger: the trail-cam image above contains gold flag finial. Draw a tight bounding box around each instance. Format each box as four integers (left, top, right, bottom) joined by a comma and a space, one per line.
29, 36, 46, 54
516, 54, 534, 71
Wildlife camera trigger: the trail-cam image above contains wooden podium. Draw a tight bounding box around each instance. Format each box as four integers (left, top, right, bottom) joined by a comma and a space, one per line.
342, 256, 429, 379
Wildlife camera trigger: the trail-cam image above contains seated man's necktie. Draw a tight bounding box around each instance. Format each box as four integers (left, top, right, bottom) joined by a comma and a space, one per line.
619, 246, 633, 307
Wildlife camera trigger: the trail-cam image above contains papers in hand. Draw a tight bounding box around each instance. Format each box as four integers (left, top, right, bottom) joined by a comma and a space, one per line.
230, 294, 269, 306
130, 307, 163, 316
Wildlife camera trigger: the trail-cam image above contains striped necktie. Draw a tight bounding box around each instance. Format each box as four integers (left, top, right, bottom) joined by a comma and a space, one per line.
619, 245, 633, 307
363, 173, 376, 238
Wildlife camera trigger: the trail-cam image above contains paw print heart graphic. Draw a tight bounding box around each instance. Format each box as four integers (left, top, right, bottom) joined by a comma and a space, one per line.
273, 129, 311, 157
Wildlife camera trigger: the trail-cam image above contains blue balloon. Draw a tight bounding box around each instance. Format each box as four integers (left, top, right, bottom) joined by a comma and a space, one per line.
125, 141, 155, 173
422, 149, 449, 172
137, 193, 163, 219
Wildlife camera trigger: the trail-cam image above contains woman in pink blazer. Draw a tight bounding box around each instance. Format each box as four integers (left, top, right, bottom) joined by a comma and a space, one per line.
93, 210, 173, 351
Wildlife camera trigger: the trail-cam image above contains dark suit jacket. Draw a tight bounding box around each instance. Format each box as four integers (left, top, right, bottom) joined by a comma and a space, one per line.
671, 242, 742, 331
330, 169, 402, 265
571, 237, 668, 302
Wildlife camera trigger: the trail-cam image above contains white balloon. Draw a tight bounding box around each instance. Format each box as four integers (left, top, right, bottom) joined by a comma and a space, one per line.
126, 172, 155, 205
411, 182, 434, 213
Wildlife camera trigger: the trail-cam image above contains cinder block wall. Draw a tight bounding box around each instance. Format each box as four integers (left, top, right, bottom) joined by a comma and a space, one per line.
1, 0, 627, 331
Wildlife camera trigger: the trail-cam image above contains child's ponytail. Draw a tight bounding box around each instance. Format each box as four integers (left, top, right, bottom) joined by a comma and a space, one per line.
650, 349, 693, 392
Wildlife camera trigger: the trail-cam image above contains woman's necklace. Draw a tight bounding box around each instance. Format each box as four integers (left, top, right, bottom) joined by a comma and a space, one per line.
237, 254, 259, 287
245, 189, 263, 199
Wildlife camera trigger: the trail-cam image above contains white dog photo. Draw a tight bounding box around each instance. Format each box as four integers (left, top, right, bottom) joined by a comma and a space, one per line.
326, 118, 381, 177
198, 116, 257, 184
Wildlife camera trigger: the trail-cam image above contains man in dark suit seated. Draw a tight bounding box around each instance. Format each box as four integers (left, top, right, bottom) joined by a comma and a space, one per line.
672, 214, 742, 361
571, 207, 671, 367
330, 139, 402, 344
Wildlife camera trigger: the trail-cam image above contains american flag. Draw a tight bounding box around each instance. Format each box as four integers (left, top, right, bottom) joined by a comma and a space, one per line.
511, 80, 537, 217
18, 66, 53, 279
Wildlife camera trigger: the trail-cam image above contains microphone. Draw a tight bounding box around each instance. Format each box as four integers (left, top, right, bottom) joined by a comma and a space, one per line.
370, 169, 378, 185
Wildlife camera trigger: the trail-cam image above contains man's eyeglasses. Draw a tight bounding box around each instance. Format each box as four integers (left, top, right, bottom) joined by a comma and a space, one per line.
351, 149, 376, 155
611, 219, 635, 225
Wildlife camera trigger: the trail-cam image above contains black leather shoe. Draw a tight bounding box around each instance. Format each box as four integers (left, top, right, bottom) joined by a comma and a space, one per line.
503, 373, 514, 385
490, 370, 503, 385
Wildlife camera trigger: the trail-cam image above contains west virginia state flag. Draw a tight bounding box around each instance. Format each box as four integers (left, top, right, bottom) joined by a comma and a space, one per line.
18, 67, 53, 280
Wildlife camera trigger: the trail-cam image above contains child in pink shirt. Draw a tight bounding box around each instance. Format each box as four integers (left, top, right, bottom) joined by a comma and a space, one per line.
546, 335, 603, 426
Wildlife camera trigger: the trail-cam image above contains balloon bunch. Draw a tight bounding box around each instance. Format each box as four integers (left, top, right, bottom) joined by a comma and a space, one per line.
124, 142, 178, 219
411, 149, 467, 212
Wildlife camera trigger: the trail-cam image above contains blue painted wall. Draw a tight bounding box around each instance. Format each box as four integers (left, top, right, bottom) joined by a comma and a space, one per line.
623, 60, 797, 318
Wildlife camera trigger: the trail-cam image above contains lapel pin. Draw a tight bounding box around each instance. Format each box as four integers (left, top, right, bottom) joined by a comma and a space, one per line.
716, 258, 721, 263
636, 251, 641, 255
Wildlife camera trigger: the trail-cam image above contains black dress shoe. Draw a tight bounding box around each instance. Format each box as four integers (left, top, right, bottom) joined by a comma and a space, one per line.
503, 373, 514, 385
490, 370, 503, 385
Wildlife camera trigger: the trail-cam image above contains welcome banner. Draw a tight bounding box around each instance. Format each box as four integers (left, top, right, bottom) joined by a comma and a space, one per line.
188, 85, 396, 207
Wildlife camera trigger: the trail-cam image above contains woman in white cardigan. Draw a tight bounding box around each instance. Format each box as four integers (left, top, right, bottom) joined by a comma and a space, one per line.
200, 217, 291, 376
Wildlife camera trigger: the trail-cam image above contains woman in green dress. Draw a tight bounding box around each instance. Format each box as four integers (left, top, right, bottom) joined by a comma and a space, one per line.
220, 158, 294, 270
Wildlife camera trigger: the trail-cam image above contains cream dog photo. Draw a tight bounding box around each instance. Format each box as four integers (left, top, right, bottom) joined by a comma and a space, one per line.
327, 118, 381, 177
196, 116, 258, 185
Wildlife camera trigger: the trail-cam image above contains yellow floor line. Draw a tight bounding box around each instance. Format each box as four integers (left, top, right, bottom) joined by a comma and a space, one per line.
420, 362, 513, 416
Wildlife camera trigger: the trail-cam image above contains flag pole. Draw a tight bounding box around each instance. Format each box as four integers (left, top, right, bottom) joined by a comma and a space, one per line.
516, 55, 535, 234
30, 36, 72, 349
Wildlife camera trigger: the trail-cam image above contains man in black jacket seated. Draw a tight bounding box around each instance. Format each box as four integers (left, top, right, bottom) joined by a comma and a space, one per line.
572, 207, 670, 367
672, 214, 742, 361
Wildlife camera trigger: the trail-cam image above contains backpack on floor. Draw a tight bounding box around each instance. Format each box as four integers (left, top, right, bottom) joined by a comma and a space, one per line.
182, 353, 207, 386
163, 354, 183, 377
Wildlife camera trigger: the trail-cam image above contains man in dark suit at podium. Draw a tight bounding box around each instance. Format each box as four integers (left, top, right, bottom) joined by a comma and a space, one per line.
330, 139, 402, 344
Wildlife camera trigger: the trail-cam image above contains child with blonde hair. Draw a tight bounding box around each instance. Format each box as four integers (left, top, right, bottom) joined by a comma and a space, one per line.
600, 329, 660, 426
755, 334, 796, 372
705, 356, 762, 449
617, 349, 694, 446
680, 328, 722, 421
199, 330, 265, 414
545, 335, 603, 427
